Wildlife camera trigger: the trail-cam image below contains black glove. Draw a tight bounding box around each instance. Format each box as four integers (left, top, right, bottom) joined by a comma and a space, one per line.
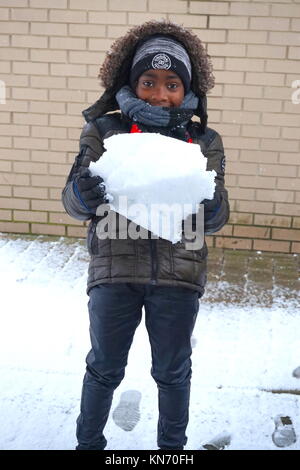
181, 193, 222, 233
203, 192, 222, 222
73, 168, 107, 213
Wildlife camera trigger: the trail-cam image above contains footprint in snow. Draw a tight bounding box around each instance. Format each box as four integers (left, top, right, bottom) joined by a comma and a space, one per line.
112, 390, 142, 432
292, 366, 300, 378
272, 415, 297, 448
199, 431, 232, 450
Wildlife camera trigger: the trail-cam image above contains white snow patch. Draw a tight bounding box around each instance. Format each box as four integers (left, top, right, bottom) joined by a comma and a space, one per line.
0, 235, 299, 450
89, 133, 216, 243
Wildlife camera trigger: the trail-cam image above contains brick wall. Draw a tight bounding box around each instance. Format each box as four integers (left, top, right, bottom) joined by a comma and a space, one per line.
0, 0, 299, 253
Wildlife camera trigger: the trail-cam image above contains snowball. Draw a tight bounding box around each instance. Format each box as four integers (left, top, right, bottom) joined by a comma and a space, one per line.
89, 132, 216, 243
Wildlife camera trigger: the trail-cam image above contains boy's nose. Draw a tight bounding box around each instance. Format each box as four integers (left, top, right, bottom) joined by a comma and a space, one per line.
151, 87, 168, 105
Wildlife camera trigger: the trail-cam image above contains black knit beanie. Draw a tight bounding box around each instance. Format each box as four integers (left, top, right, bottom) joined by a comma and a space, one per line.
129, 35, 192, 93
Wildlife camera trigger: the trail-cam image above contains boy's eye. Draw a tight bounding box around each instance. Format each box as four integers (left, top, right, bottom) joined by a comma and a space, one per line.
142, 81, 153, 87
168, 83, 179, 90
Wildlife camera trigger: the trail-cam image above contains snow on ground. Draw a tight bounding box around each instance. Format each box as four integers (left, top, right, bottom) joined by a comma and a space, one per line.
0, 235, 299, 450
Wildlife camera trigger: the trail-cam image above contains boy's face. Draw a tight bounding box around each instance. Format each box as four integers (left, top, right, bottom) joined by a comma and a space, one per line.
135, 69, 185, 108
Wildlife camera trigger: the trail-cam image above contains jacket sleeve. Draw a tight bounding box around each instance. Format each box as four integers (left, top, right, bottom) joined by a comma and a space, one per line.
61, 121, 106, 221
202, 131, 230, 235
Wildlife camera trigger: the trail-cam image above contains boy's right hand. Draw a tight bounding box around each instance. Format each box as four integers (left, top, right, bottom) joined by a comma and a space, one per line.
73, 168, 107, 213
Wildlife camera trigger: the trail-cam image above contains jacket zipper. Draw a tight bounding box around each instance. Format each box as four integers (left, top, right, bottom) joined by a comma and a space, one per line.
149, 239, 158, 285
88, 220, 97, 254
131, 121, 190, 286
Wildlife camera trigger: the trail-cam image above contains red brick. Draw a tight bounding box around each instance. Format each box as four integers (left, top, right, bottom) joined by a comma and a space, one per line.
0, 221, 29, 233
291, 242, 300, 254
216, 237, 252, 250
253, 239, 290, 253
31, 223, 66, 236
234, 226, 271, 239
272, 228, 300, 242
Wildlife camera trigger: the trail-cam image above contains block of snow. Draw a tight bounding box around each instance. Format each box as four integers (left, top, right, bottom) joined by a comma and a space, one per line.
89, 132, 216, 243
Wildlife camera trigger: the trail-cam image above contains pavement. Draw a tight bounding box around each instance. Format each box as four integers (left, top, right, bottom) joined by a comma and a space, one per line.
1, 232, 299, 308
205, 247, 299, 308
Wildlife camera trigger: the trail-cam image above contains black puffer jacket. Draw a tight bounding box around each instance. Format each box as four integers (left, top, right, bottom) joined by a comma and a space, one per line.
62, 21, 230, 296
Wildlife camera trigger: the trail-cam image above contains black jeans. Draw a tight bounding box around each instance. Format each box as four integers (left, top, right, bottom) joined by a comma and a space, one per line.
76, 283, 199, 450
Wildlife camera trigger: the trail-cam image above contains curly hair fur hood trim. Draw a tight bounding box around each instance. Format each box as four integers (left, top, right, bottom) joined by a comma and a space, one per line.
83, 20, 215, 129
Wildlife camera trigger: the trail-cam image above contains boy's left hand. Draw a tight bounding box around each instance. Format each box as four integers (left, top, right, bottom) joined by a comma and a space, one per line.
73, 168, 107, 212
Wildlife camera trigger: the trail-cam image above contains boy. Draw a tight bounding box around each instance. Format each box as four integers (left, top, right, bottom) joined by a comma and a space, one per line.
62, 20, 229, 450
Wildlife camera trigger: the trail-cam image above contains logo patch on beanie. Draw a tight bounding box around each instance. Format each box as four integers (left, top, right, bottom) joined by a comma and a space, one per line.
151, 53, 171, 70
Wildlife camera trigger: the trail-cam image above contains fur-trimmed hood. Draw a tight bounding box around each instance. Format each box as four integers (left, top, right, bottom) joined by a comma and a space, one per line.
83, 20, 215, 129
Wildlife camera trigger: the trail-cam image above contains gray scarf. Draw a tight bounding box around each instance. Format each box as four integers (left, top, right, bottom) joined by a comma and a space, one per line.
116, 85, 199, 128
